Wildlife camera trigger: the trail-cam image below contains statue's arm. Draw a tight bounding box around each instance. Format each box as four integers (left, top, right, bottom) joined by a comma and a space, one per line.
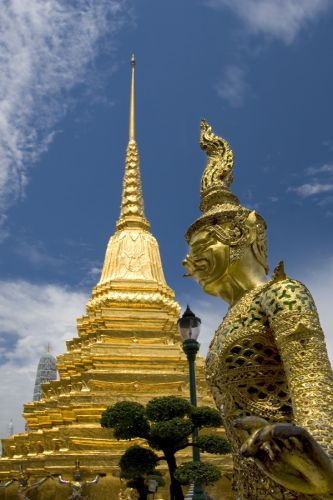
263, 278, 333, 459
233, 278, 333, 494
58, 475, 69, 485
86, 475, 100, 485
0, 480, 14, 488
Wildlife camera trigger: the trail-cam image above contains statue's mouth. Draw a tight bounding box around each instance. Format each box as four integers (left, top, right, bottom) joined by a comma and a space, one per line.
183, 251, 215, 285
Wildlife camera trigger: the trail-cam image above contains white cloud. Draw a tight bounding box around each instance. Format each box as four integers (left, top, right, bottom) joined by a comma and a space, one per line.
0, 0, 128, 232
215, 65, 248, 107
289, 183, 333, 197
89, 266, 103, 277
0, 281, 87, 439
14, 239, 64, 268
290, 163, 333, 198
206, 0, 330, 44
306, 163, 333, 176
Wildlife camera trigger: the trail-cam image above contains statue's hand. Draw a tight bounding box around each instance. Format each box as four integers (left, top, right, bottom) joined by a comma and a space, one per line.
234, 416, 333, 495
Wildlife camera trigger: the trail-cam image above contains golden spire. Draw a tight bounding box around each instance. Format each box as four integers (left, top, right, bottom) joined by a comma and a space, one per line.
129, 54, 135, 141
117, 55, 150, 231
93, 54, 178, 317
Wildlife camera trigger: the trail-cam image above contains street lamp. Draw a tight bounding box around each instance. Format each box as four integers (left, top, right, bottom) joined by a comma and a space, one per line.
177, 306, 205, 500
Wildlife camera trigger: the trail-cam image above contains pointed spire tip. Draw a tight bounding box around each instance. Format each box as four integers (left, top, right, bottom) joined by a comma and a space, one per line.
129, 52, 136, 141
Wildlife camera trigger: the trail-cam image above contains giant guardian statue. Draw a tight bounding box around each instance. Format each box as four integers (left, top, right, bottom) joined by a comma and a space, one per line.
183, 120, 333, 499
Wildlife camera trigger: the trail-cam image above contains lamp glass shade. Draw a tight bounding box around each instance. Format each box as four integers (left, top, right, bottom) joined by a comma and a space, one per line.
177, 306, 201, 341
148, 479, 158, 493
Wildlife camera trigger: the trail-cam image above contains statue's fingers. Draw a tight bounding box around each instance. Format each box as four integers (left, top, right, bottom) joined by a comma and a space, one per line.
269, 424, 312, 444
240, 428, 264, 457
251, 424, 275, 446
261, 442, 275, 460
278, 437, 293, 451
269, 439, 282, 455
234, 416, 268, 431
269, 425, 332, 469
288, 436, 304, 452
251, 424, 314, 457
240, 432, 278, 460
251, 424, 306, 446
246, 425, 289, 453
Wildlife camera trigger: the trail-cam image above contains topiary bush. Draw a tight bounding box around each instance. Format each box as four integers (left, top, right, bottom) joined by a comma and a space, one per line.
101, 396, 231, 500
174, 461, 221, 486
101, 401, 150, 439
119, 445, 158, 478
146, 396, 192, 422
149, 417, 193, 450
190, 406, 223, 428
197, 434, 231, 454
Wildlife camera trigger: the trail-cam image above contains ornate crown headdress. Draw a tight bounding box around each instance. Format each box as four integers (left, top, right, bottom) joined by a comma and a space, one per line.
186, 120, 268, 273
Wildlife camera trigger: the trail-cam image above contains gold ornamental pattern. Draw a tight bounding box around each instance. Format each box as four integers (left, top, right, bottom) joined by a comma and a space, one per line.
206, 270, 333, 498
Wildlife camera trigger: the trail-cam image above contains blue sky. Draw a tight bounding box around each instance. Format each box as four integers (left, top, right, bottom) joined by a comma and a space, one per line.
0, 0, 333, 437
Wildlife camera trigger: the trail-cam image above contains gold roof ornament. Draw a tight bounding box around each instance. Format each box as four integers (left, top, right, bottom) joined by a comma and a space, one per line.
117, 53, 149, 231
186, 120, 269, 274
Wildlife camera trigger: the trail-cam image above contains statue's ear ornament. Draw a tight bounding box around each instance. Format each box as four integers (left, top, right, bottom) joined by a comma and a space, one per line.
186, 121, 268, 274
212, 212, 253, 247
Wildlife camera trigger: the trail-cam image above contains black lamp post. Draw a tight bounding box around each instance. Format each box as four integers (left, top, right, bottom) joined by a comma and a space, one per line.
177, 306, 205, 500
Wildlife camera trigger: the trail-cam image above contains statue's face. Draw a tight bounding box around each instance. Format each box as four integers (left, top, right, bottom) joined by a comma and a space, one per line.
183, 228, 230, 296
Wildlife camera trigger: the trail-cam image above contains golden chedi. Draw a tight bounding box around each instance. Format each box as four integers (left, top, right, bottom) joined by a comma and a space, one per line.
0, 61, 231, 499
183, 120, 333, 499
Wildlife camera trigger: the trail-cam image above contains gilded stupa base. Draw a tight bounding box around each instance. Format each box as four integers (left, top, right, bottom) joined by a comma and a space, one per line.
0, 324, 232, 498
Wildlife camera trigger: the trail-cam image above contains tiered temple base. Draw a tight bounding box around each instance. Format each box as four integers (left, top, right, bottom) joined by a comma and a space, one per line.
0, 303, 232, 498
